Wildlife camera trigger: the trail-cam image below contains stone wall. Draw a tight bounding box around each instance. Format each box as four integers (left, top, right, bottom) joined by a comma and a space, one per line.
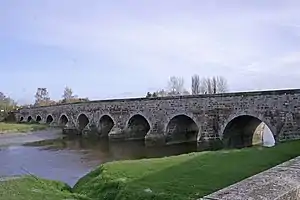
15, 89, 300, 149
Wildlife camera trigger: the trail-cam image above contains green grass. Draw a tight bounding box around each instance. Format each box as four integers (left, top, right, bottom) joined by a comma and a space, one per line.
73, 140, 300, 200
0, 122, 47, 134
2, 141, 300, 199
0, 176, 89, 200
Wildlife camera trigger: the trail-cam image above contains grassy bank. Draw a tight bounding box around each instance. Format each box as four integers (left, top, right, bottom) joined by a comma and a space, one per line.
0, 176, 88, 200
74, 140, 300, 200
0, 122, 47, 134
2, 140, 300, 200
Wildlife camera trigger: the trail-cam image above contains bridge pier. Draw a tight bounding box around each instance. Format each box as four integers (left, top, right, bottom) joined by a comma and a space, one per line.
108, 127, 126, 141
62, 127, 80, 135
145, 132, 166, 147
197, 137, 223, 151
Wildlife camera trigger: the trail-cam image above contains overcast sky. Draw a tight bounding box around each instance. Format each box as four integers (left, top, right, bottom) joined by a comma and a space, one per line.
1, 0, 300, 104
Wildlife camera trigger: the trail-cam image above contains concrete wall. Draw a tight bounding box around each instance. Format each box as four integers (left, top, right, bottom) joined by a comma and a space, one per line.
15, 89, 300, 149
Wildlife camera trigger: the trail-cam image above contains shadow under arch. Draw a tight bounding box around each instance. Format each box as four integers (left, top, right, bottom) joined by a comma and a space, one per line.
36, 115, 42, 123
99, 114, 115, 137
126, 114, 151, 140
46, 115, 54, 124
19, 116, 24, 122
59, 114, 69, 127
77, 113, 89, 131
222, 114, 275, 149
165, 114, 199, 145
27, 116, 33, 122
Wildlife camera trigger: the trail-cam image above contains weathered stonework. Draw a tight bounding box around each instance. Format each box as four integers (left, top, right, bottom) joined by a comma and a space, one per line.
15, 89, 300, 149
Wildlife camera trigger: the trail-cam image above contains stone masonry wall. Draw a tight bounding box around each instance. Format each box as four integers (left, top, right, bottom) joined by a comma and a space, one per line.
15, 89, 300, 149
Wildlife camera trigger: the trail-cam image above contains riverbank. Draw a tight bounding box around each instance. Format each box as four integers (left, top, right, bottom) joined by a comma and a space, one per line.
0, 176, 88, 200
2, 140, 300, 200
0, 128, 62, 147
0, 122, 47, 135
73, 140, 300, 200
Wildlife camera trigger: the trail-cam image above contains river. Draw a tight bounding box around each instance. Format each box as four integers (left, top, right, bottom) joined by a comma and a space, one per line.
0, 130, 197, 186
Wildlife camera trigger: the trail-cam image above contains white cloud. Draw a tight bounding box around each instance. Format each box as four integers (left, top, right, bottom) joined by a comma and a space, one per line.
2, 0, 300, 102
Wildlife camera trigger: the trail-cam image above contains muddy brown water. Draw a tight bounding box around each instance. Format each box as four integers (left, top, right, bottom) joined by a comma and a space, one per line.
0, 130, 197, 186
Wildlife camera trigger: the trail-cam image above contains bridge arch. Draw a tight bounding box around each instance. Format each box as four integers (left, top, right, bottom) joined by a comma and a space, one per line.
77, 113, 89, 131
165, 114, 199, 144
59, 114, 69, 127
27, 116, 33, 122
221, 114, 276, 149
19, 116, 24, 122
99, 114, 115, 137
126, 114, 151, 140
36, 115, 42, 123
46, 114, 54, 124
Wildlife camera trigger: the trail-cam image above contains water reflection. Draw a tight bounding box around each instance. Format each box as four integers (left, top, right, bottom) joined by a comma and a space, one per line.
26, 135, 197, 162
1, 134, 197, 186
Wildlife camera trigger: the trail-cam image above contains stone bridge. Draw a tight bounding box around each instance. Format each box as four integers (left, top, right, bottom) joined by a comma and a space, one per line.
15, 89, 300, 149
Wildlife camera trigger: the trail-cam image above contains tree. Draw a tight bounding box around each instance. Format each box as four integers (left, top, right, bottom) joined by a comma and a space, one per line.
60, 87, 88, 104
198, 76, 228, 94
216, 76, 228, 93
146, 92, 152, 98
34, 88, 50, 106
0, 92, 17, 121
156, 89, 168, 97
167, 76, 185, 96
152, 92, 158, 98
191, 74, 200, 95
62, 86, 76, 101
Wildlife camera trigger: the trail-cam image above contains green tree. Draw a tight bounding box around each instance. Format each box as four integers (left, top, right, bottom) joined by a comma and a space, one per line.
0, 92, 17, 120
152, 92, 158, 98
146, 92, 152, 98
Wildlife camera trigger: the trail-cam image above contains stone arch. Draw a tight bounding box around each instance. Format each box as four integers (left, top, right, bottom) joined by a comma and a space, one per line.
59, 114, 69, 127
126, 114, 151, 140
221, 114, 276, 149
27, 116, 33, 122
46, 115, 54, 124
99, 114, 115, 137
77, 113, 89, 131
36, 115, 42, 123
165, 114, 199, 144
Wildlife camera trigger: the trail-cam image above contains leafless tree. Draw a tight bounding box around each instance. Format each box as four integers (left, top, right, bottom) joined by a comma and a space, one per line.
206, 77, 213, 94
62, 86, 78, 103
156, 89, 168, 97
198, 76, 229, 94
212, 77, 217, 94
167, 76, 185, 96
216, 76, 228, 93
34, 88, 50, 106
191, 74, 200, 95
199, 78, 207, 94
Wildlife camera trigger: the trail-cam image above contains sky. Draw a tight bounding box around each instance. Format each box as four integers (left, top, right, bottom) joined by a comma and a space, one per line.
1, 0, 300, 104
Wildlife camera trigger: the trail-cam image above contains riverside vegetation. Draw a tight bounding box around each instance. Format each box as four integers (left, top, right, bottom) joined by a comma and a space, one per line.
2, 140, 300, 200
0, 122, 47, 134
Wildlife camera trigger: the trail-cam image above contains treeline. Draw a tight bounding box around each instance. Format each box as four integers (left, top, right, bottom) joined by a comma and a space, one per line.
0, 86, 89, 119
32, 86, 89, 107
0, 92, 17, 120
146, 75, 228, 98
0, 74, 229, 115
